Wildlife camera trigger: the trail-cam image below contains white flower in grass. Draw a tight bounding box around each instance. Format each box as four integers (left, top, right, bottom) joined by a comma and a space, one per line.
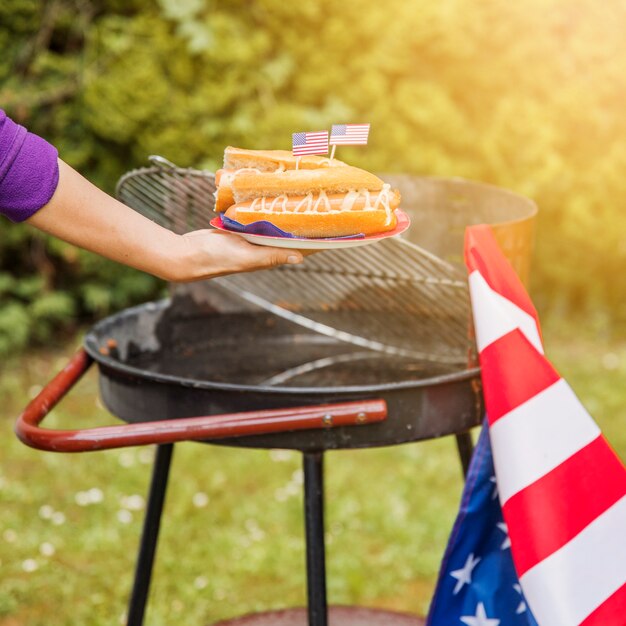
245, 518, 266, 542
117, 510, 133, 524
39, 505, 54, 520
39, 542, 55, 557
3, 529, 17, 543
120, 495, 144, 511
192, 492, 209, 508
75, 491, 91, 506
51, 512, 66, 526
194, 576, 208, 590
22, 559, 38, 572
88, 488, 104, 503
76, 488, 105, 506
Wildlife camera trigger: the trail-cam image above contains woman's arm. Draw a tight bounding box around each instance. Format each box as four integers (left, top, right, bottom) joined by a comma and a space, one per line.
26, 159, 304, 281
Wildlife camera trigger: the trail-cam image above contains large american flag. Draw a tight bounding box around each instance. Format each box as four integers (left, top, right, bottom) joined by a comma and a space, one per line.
292, 131, 329, 156
329, 123, 370, 145
428, 225, 626, 626
427, 421, 539, 626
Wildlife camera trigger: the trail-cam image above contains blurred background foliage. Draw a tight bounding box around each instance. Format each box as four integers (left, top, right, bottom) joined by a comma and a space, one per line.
1, 0, 626, 355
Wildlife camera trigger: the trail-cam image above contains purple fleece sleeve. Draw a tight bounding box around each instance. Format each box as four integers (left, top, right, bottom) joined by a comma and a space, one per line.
0, 109, 60, 222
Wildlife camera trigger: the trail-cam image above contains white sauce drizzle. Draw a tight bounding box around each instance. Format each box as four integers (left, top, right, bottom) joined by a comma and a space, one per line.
245, 184, 394, 218
231, 167, 262, 183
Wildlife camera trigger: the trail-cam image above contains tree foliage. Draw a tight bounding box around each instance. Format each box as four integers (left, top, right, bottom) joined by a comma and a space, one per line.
2, 0, 626, 354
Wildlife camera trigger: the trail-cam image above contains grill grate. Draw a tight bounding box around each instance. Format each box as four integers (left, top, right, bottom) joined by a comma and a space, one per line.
217, 239, 469, 364
116, 156, 472, 365
116, 155, 217, 233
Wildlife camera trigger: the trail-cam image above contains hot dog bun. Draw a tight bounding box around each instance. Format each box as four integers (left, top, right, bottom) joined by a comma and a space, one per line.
231, 166, 384, 204
225, 188, 400, 238
224, 146, 346, 171
215, 169, 236, 212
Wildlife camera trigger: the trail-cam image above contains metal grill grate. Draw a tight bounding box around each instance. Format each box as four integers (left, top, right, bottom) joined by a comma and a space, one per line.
116, 155, 217, 233
217, 240, 469, 364
116, 156, 472, 365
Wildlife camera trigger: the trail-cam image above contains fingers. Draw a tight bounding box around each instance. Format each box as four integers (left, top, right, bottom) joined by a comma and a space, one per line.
176, 230, 307, 281
212, 232, 304, 269
243, 243, 303, 271
254, 246, 304, 267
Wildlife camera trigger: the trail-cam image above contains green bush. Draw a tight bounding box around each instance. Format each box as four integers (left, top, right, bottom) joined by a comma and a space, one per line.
1, 0, 626, 355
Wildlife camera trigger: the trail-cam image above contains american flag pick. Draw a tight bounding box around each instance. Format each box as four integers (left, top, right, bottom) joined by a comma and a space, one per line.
427, 225, 626, 626
329, 124, 370, 145
292, 131, 329, 156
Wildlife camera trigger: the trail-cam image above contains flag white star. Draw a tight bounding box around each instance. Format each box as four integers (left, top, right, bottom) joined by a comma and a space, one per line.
489, 475, 498, 500
497, 522, 511, 549
460, 602, 501, 626
513, 584, 527, 614
450, 553, 481, 594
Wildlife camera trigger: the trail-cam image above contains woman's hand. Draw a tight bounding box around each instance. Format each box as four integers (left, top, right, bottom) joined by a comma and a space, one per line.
168, 229, 303, 282
27, 159, 304, 281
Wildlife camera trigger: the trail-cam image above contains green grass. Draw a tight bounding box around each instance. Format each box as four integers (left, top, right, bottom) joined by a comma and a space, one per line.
0, 322, 625, 626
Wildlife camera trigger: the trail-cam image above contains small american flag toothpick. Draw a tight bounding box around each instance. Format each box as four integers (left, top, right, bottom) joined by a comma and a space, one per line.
329, 123, 370, 158
292, 131, 329, 157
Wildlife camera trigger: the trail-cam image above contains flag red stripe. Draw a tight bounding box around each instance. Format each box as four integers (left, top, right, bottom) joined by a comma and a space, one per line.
465, 225, 539, 324
480, 330, 560, 424
579, 582, 626, 626
504, 435, 626, 576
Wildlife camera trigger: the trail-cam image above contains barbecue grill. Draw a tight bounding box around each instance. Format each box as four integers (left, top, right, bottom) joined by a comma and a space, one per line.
16, 157, 537, 626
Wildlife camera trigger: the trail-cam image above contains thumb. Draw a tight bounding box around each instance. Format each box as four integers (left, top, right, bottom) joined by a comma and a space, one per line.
266, 248, 304, 267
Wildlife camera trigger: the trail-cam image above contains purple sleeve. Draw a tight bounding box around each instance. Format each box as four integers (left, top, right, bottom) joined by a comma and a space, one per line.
0, 109, 60, 222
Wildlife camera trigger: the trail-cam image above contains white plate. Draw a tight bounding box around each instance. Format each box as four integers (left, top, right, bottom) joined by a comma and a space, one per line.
209, 209, 410, 250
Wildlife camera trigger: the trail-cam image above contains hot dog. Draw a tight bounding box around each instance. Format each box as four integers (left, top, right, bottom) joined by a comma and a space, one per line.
214, 147, 401, 238
226, 188, 401, 238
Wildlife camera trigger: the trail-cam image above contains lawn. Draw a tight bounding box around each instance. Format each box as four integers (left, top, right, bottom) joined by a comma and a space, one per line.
0, 319, 624, 626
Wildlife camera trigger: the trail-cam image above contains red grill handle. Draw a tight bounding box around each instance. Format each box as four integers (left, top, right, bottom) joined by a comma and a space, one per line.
15, 348, 387, 453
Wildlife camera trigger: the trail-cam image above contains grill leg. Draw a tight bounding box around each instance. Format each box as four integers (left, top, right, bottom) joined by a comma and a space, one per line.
126, 444, 174, 626
303, 451, 328, 626
455, 432, 474, 479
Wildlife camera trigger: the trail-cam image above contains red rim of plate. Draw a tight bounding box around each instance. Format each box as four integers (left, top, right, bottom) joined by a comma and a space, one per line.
209, 208, 410, 242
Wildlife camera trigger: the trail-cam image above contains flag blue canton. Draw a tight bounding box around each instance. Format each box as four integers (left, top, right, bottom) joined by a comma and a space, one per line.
293, 132, 306, 146
426, 423, 539, 626
332, 125, 347, 135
